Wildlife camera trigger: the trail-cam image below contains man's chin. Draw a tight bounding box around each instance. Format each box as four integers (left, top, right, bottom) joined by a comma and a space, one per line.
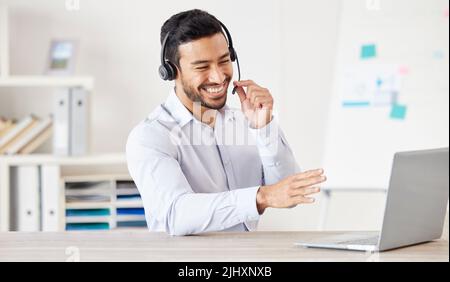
202, 95, 227, 110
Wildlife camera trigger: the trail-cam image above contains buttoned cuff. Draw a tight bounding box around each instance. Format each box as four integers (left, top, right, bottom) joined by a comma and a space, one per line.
233, 186, 261, 222
249, 117, 281, 162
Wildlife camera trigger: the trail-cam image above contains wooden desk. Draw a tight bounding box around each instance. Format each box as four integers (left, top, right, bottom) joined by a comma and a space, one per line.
0, 231, 448, 262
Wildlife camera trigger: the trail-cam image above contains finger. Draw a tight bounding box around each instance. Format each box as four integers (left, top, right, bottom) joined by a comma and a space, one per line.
234, 86, 247, 103
291, 186, 321, 197
292, 195, 316, 205
251, 92, 270, 103
233, 80, 259, 88
254, 97, 273, 109
252, 95, 267, 107
293, 169, 324, 181
292, 175, 327, 189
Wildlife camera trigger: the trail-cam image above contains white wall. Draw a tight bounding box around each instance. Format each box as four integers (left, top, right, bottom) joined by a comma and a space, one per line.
2, 0, 431, 232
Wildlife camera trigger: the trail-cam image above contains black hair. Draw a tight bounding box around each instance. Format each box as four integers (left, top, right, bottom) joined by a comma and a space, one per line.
160, 9, 225, 70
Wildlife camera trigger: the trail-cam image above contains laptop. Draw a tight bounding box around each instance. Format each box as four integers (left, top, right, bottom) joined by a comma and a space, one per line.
295, 147, 449, 252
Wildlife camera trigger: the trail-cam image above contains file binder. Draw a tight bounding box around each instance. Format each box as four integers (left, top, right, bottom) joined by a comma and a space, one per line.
53, 88, 88, 156
70, 88, 88, 155
41, 165, 62, 231
11, 165, 40, 231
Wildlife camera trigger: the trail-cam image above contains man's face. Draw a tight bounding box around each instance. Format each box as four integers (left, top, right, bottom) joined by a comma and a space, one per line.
177, 33, 233, 110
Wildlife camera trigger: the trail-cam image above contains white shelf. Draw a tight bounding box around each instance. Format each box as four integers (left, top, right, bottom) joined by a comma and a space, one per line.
63, 173, 131, 183
0, 6, 94, 91
0, 153, 126, 166
0, 75, 94, 90
65, 216, 111, 224
66, 202, 112, 210
116, 215, 146, 222
115, 200, 144, 209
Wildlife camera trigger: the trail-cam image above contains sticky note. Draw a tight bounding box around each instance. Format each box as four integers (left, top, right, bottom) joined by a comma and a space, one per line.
390, 104, 407, 120
433, 50, 445, 60
398, 66, 410, 75
342, 101, 370, 107
361, 44, 377, 59
376, 77, 383, 87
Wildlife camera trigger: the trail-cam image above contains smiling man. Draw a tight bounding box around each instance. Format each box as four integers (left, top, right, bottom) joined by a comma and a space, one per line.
126, 9, 326, 236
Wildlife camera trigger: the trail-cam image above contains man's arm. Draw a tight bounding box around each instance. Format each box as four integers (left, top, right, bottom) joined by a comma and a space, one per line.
233, 79, 301, 184
233, 80, 326, 214
251, 118, 301, 185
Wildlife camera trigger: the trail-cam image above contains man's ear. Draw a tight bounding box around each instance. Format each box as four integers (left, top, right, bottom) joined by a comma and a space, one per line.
174, 64, 181, 79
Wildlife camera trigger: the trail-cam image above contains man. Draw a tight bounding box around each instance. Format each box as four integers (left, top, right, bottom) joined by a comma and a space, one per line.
126, 9, 326, 236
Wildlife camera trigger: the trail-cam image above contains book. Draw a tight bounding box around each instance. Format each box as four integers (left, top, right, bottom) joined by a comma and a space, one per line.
5, 116, 53, 155
19, 126, 53, 154
0, 115, 38, 154
0, 120, 14, 138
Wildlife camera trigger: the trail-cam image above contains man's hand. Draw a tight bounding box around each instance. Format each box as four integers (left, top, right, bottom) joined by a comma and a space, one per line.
256, 169, 326, 214
233, 80, 273, 129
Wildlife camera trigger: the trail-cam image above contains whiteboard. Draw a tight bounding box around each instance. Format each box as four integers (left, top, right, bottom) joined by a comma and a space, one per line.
323, 0, 449, 189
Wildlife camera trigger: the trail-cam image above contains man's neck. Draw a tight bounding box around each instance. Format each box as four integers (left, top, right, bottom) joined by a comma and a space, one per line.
175, 86, 217, 128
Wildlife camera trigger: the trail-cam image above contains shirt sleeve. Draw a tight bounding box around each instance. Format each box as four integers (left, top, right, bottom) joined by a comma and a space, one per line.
249, 117, 301, 185
126, 123, 260, 236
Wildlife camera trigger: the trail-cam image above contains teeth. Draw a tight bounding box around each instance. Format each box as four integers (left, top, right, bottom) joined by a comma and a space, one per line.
203, 84, 225, 93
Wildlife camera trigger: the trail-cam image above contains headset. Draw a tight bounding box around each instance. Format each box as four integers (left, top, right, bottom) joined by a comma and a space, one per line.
158, 21, 241, 94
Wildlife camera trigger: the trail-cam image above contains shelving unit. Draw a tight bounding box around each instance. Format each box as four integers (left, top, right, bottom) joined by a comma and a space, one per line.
0, 4, 98, 231
63, 174, 145, 231
0, 153, 148, 231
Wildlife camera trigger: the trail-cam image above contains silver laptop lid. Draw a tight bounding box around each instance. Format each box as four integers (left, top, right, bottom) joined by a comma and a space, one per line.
378, 148, 449, 251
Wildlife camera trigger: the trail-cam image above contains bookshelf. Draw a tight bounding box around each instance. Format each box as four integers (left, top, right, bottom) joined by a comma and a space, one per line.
0, 4, 100, 231
1, 153, 147, 232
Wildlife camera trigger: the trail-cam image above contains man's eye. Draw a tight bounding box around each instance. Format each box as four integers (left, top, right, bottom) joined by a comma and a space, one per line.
219, 60, 230, 64
196, 66, 208, 70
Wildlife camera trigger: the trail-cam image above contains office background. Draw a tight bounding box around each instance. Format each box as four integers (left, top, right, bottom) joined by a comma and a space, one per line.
0, 0, 448, 234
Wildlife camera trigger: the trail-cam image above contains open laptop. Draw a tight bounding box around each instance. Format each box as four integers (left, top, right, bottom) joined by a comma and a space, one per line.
295, 147, 449, 252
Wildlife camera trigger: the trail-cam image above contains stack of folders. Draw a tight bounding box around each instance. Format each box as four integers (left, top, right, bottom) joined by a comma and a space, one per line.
116, 181, 147, 228
65, 181, 112, 231
0, 115, 53, 155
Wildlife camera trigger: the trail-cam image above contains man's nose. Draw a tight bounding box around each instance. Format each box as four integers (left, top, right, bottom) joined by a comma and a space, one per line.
208, 65, 225, 84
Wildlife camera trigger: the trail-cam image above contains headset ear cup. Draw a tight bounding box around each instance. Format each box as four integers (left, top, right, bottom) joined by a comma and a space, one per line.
166, 61, 177, 80
159, 62, 177, 81
159, 65, 169, 81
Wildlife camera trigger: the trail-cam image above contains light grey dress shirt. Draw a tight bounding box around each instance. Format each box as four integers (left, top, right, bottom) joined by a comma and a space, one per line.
126, 89, 300, 235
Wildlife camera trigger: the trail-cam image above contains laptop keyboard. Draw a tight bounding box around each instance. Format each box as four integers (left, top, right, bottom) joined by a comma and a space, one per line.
337, 236, 379, 245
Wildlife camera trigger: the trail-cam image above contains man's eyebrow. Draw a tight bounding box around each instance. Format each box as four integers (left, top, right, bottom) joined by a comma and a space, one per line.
191, 52, 230, 65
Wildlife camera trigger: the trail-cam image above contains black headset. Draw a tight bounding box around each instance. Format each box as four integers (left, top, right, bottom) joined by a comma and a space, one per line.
158, 21, 241, 94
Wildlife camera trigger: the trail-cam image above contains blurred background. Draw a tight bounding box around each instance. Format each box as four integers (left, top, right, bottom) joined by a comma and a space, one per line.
0, 0, 448, 235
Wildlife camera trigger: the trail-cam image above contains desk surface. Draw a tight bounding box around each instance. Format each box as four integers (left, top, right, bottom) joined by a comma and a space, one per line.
0, 231, 448, 262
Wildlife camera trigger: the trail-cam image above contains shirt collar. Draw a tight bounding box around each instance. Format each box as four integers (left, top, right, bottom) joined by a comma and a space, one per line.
163, 88, 194, 128
163, 88, 234, 127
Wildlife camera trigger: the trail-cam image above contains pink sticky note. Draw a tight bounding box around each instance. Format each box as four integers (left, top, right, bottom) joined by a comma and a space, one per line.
398, 66, 410, 75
